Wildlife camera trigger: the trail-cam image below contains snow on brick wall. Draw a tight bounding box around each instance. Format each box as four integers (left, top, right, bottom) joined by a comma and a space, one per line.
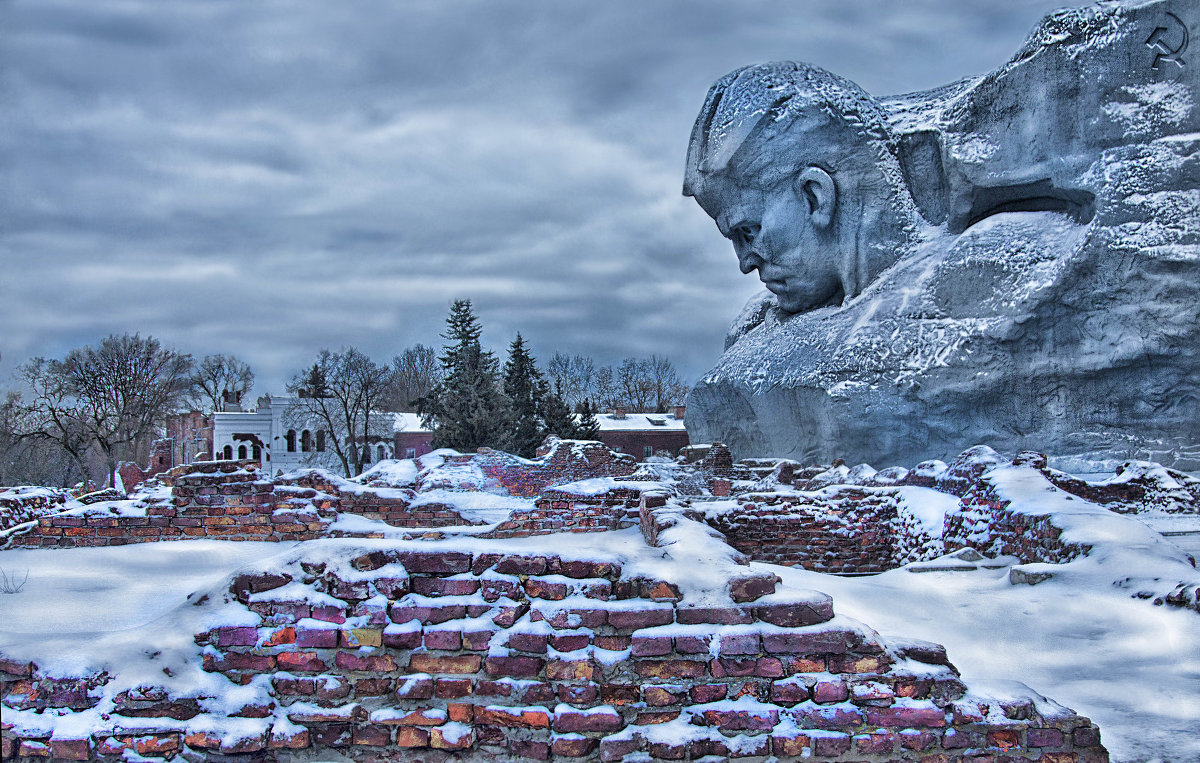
698, 490, 941, 575
0, 545, 1110, 762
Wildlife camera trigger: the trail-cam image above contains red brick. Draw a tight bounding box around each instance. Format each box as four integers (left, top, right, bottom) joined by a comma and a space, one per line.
690, 683, 728, 703
485, 655, 545, 678
295, 626, 338, 648
335, 651, 396, 672
771, 730, 812, 756
409, 654, 481, 674
812, 732, 851, 756
430, 725, 473, 750
476, 705, 550, 729
554, 707, 623, 733
49, 738, 91, 760
394, 726, 430, 747
552, 735, 598, 757
1028, 727, 1066, 747
549, 632, 590, 652
770, 679, 810, 704
275, 651, 326, 672
865, 705, 946, 728
635, 659, 707, 679
606, 607, 673, 630
855, 730, 896, 753
507, 631, 549, 653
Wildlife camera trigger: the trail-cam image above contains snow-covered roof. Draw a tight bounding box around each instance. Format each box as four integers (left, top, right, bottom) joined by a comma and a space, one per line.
594, 413, 686, 431
393, 411, 687, 433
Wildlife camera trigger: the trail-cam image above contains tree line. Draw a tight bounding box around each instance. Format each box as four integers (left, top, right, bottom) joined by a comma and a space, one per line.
1, 302, 689, 485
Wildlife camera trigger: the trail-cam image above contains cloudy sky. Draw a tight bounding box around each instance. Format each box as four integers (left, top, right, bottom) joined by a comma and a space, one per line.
1, 0, 1091, 394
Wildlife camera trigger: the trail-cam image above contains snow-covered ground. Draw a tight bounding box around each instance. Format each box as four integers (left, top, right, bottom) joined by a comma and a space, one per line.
1, 513, 1197, 761
772, 555, 1200, 763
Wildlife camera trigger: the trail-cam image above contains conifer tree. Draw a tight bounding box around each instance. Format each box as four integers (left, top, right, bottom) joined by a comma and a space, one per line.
541, 381, 579, 442
502, 334, 546, 458
575, 397, 601, 440
419, 300, 505, 451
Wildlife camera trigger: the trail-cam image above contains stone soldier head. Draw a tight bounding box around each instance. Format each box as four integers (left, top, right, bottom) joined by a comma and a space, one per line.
683, 62, 919, 314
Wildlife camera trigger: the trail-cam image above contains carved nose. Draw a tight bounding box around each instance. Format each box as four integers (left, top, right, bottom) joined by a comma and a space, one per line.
738, 249, 765, 274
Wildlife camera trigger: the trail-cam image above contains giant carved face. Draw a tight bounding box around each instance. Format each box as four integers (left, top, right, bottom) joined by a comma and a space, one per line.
692, 169, 843, 314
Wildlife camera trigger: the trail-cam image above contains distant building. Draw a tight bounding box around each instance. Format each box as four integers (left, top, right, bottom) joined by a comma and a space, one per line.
212, 395, 394, 474
593, 406, 689, 460
392, 406, 690, 461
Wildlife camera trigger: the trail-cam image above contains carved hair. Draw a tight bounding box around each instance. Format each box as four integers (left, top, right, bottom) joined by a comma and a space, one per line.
683, 61, 902, 193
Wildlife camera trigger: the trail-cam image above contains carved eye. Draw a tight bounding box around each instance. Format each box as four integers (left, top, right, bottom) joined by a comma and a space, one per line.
733, 224, 761, 247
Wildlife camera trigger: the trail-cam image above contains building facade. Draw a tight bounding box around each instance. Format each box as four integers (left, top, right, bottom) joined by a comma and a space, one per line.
212, 396, 395, 475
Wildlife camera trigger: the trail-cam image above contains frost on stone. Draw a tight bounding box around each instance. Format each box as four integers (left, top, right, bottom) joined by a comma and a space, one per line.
684, 0, 1200, 472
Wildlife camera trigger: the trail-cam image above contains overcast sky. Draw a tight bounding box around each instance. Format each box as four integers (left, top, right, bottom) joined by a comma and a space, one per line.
1, 0, 1091, 395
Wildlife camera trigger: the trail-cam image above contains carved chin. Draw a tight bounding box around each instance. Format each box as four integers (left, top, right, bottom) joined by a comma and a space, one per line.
769, 284, 844, 314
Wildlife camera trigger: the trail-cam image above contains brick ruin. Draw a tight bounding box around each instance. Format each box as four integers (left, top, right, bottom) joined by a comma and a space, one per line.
1, 524, 1109, 762
5, 438, 1199, 759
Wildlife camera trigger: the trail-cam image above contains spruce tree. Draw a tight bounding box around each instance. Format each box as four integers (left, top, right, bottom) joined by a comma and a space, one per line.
541, 381, 579, 442
502, 334, 546, 458
419, 300, 505, 451
575, 397, 601, 440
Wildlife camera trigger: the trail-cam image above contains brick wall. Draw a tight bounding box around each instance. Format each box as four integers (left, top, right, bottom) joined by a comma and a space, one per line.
473, 438, 638, 498
485, 485, 643, 539
698, 489, 940, 575
943, 483, 1089, 565
3, 462, 330, 549
0, 545, 1108, 762
0, 487, 70, 533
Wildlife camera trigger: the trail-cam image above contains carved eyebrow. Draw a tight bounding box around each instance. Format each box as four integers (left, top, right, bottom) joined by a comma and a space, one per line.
717, 208, 754, 237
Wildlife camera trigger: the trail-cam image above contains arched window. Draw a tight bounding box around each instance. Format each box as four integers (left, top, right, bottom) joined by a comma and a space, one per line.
237, 445, 248, 459
361, 445, 371, 464
252, 444, 262, 461
222, 445, 233, 460
316, 431, 326, 452
301, 430, 313, 452
286, 430, 297, 452
376, 444, 387, 462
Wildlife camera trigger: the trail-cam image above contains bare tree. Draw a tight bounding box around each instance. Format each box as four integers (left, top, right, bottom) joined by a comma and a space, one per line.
287, 348, 393, 477
647, 355, 687, 413
617, 357, 657, 412
545, 353, 596, 410
385, 344, 442, 411
591, 365, 622, 412
188, 354, 254, 413
20, 334, 194, 487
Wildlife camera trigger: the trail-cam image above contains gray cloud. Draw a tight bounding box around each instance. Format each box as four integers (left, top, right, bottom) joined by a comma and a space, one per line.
0, 0, 1089, 392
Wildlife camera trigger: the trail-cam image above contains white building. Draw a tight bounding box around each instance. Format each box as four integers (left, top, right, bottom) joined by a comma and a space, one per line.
212, 395, 394, 475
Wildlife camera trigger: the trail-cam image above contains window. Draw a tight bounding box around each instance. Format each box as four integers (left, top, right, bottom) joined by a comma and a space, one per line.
286, 430, 297, 452
405, 448, 416, 459
376, 444, 387, 462
316, 431, 326, 452
252, 444, 262, 461
643, 446, 654, 459
222, 445, 233, 460
301, 430, 313, 452
361, 445, 372, 464
237, 445, 248, 459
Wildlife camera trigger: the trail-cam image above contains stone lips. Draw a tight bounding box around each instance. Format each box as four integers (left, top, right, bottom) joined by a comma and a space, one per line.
686, 0, 1200, 471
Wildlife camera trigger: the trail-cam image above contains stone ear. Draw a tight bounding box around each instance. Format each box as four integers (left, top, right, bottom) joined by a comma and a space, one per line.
794, 166, 835, 229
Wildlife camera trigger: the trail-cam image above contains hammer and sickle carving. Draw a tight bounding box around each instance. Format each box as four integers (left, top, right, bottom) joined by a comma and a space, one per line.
1145, 11, 1189, 70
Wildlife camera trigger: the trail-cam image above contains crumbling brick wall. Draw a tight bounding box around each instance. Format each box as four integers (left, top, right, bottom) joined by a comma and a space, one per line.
699, 490, 940, 575
0, 545, 1109, 761
485, 485, 643, 539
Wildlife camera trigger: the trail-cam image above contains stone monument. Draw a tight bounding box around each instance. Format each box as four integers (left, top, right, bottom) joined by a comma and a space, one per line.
684, 0, 1199, 471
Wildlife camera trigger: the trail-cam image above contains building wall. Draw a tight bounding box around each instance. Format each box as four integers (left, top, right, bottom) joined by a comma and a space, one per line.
597, 430, 690, 459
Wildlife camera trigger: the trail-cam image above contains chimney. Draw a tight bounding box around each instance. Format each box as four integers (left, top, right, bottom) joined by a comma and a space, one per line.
673, 405, 686, 420
614, 407, 627, 420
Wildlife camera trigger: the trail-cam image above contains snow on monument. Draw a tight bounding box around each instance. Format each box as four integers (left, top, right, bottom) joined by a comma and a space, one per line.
683, 0, 1198, 471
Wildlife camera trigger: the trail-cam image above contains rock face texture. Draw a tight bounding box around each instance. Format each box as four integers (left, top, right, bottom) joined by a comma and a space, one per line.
684, 0, 1200, 471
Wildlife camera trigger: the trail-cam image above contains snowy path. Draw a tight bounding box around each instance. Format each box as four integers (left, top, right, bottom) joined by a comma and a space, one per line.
771, 562, 1200, 763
